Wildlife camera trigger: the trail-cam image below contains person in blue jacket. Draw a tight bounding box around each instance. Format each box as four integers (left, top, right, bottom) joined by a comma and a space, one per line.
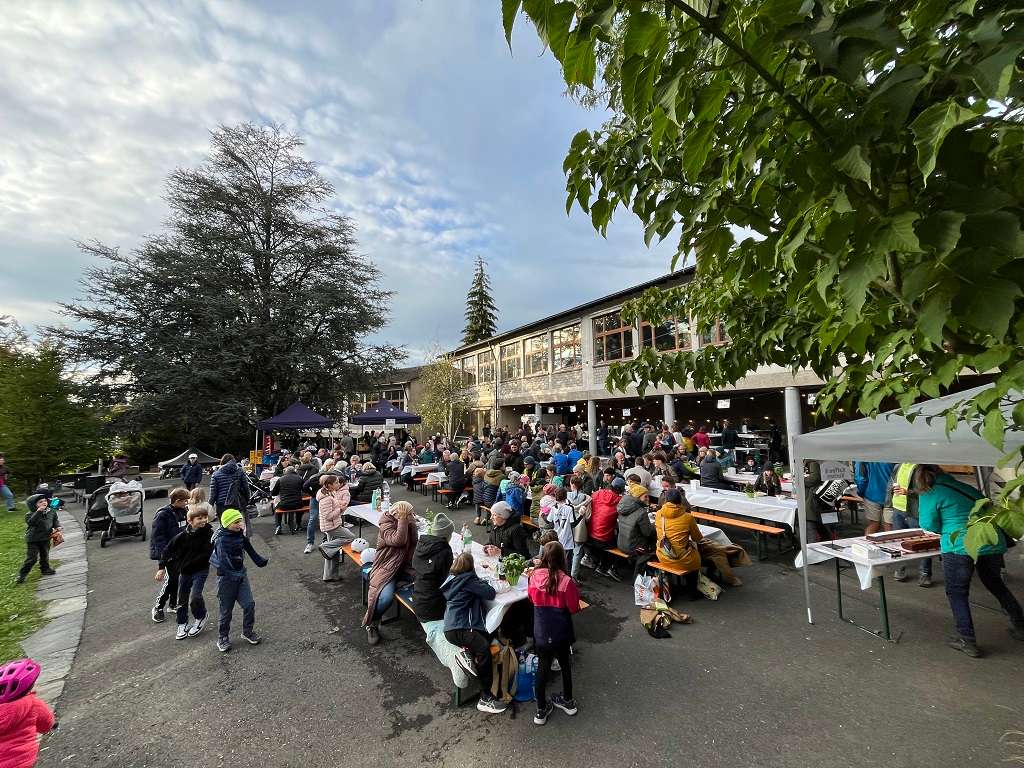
211, 508, 269, 653
854, 461, 895, 535
914, 465, 1024, 657
552, 447, 573, 477
180, 454, 204, 490
150, 488, 189, 623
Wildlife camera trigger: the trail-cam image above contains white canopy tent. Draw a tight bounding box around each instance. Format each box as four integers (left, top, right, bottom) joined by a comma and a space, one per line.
791, 383, 1022, 624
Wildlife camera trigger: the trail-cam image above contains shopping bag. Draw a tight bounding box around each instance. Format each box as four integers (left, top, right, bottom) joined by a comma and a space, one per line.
697, 572, 723, 601
634, 573, 656, 606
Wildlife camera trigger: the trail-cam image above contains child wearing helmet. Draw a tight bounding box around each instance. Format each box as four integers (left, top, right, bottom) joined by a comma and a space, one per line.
0, 658, 55, 767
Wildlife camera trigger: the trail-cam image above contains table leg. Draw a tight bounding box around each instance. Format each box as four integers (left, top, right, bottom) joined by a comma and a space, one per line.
835, 557, 845, 621
878, 575, 891, 641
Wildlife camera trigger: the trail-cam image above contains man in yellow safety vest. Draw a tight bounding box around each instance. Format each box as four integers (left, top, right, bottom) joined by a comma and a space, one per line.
886, 462, 933, 587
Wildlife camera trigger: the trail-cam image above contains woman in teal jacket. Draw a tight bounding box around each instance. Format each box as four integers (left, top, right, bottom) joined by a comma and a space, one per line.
915, 466, 1024, 657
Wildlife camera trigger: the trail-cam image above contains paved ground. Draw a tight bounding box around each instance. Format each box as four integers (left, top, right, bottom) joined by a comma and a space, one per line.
37, 480, 1024, 767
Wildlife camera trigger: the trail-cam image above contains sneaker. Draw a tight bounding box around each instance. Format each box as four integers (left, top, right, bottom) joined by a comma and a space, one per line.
40, 569, 57, 576
477, 694, 508, 714
550, 658, 561, 672
274, 526, 282, 535
217, 637, 231, 653
14, 573, 26, 584
533, 702, 553, 725
893, 566, 907, 582
366, 624, 381, 646
918, 572, 932, 588
188, 617, 207, 637
241, 631, 261, 645
303, 544, 314, 554
946, 634, 982, 658
473, 517, 482, 525
551, 694, 578, 715
175, 624, 188, 640
151, 606, 165, 623
167, 601, 177, 611
580, 555, 597, 570
454, 648, 478, 677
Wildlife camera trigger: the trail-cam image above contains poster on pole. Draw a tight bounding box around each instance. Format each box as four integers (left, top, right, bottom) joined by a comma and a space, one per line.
385, 418, 396, 429
263, 435, 272, 453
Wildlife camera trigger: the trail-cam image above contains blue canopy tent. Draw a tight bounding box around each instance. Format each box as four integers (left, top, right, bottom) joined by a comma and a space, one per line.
255, 402, 336, 457
348, 399, 422, 426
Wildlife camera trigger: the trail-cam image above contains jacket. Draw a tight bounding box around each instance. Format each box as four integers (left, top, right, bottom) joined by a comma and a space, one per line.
351, 469, 384, 503
446, 460, 466, 490
363, 510, 418, 626
617, 494, 655, 553
854, 461, 895, 505
276, 472, 306, 510
473, 477, 493, 506
529, 568, 581, 648
180, 460, 204, 486
441, 571, 496, 633
505, 453, 525, 473
753, 473, 783, 496
210, 527, 268, 578
412, 534, 454, 622
161, 524, 214, 575
699, 457, 728, 489
641, 431, 657, 454
721, 428, 739, 450
918, 473, 1003, 557
654, 501, 702, 571
150, 503, 186, 561
317, 486, 350, 532
0, 692, 54, 768
693, 431, 711, 449
589, 488, 622, 543
552, 453, 572, 475
209, 461, 250, 508
24, 505, 58, 544
487, 520, 531, 558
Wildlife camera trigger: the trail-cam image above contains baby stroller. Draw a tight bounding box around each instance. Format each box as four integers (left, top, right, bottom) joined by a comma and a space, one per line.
86, 481, 146, 547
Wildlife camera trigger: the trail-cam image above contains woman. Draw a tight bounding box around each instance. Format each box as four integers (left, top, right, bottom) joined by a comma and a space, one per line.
753, 467, 783, 496
318, 474, 354, 582
914, 465, 1024, 657
587, 456, 602, 491
363, 499, 418, 645
699, 450, 729, 490
654, 488, 703, 599
446, 452, 467, 509
529, 541, 581, 726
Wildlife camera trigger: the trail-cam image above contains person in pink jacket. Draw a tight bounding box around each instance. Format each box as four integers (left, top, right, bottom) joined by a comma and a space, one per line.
0, 658, 55, 768
317, 474, 354, 582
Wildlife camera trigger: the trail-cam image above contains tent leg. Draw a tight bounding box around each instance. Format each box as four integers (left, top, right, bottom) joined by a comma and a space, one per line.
835, 558, 844, 621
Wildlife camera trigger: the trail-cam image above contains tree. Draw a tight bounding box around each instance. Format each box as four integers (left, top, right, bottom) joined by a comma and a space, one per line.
503, 0, 1024, 547
419, 353, 472, 440
462, 255, 498, 345
51, 124, 403, 450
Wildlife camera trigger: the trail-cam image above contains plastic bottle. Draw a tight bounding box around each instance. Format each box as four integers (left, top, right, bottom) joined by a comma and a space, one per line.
461, 523, 473, 552
381, 482, 391, 512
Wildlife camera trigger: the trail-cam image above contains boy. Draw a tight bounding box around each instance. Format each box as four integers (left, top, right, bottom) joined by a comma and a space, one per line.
150, 488, 190, 622
211, 508, 269, 652
15, 495, 60, 583
161, 506, 214, 640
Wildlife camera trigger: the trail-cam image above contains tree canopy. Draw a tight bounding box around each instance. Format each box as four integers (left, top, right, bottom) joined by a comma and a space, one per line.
51, 124, 402, 450
503, 0, 1024, 548
419, 353, 473, 439
462, 255, 499, 345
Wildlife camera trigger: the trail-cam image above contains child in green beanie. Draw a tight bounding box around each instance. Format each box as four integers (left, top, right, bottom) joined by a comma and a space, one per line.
210, 508, 269, 652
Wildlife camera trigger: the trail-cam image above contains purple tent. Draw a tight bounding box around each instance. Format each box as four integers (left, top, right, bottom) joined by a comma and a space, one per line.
256, 401, 334, 430
348, 399, 421, 425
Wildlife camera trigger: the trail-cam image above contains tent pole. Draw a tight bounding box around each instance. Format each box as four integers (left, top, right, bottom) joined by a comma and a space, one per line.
785, 386, 814, 625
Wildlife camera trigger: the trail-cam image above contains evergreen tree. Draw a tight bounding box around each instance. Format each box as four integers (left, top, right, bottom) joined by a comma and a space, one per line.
461, 255, 498, 345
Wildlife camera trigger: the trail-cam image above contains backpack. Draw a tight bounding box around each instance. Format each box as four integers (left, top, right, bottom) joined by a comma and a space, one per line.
490, 641, 519, 702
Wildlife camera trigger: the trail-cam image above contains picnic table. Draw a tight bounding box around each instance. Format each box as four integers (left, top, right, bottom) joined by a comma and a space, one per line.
684, 486, 799, 531
401, 462, 439, 477
426, 471, 447, 484
722, 470, 794, 494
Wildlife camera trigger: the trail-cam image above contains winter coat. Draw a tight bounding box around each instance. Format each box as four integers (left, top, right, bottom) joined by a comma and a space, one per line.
0, 692, 54, 768
412, 535, 454, 622
505, 453, 525, 473
161, 524, 213, 575
754, 472, 783, 496
529, 568, 581, 648
210, 527, 268, 578
693, 431, 711, 449
699, 457, 728, 489
577, 472, 596, 495
854, 461, 896, 505
150, 503, 187, 562
317, 486, 350, 533
446, 460, 466, 494
919, 473, 1003, 557
654, 501, 702, 572
552, 453, 573, 475
589, 489, 622, 544
476, 470, 502, 507
351, 469, 384, 504
473, 477, 492, 506
441, 571, 496, 633
721, 427, 739, 450
23, 505, 59, 544
209, 461, 250, 508
641, 431, 658, 454
617, 494, 655, 553
180, 460, 204, 486
487, 520, 531, 559
363, 510, 417, 626
275, 472, 306, 510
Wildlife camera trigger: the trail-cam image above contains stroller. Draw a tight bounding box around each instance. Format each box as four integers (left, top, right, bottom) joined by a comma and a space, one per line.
85, 481, 146, 547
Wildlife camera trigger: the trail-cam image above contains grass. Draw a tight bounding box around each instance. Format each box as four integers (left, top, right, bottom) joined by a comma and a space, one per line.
0, 508, 46, 662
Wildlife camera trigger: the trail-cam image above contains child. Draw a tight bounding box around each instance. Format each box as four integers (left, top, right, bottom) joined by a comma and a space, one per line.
162, 505, 214, 640
210, 508, 269, 652
188, 486, 213, 516
0, 658, 55, 767
538, 483, 558, 524
318, 474, 354, 582
150, 488, 190, 622
528, 542, 581, 726
15, 495, 60, 584
545, 487, 577, 577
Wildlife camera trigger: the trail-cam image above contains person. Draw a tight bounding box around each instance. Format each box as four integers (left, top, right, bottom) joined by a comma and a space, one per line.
442, 552, 507, 714
720, 419, 738, 465
188, 486, 213, 518
210, 508, 269, 652
419, 444, 436, 464
161, 504, 214, 639
586, 476, 624, 581
0, 453, 15, 512
566, 442, 583, 467
340, 429, 355, 455
301, 458, 336, 554
545, 486, 577, 573
886, 462, 932, 587
741, 455, 761, 475
484, 502, 531, 559
0, 658, 56, 767
317, 474, 355, 582
854, 461, 896, 535
180, 453, 204, 491
617, 482, 656, 575
654, 489, 702, 599
446, 453, 467, 509
693, 425, 711, 450
274, 466, 306, 535
753, 467, 782, 496
209, 454, 251, 528
14, 494, 60, 585
474, 468, 503, 526
350, 462, 384, 504
506, 442, 525, 474
699, 450, 729, 490
107, 454, 129, 481
150, 488, 190, 623
565, 475, 591, 579
529, 541, 581, 726
363, 499, 418, 646
914, 465, 1024, 657
413, 512, 455, 622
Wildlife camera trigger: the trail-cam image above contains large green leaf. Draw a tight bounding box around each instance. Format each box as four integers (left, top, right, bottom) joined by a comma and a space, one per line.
502, 0, 522, 49
910, 100, 973, 183
917, 211, 966, 257
523, 0, 576, 58
681, 120, 715, 178
962, 278, 1022, 339
972, 43, 1024, 100
834, 145, 872, 185
623, 10, 664, 58
877, 212, 922, 253
841, 250, 887, 316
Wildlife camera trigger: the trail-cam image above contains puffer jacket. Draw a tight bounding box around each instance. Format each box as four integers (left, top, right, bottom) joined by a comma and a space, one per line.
150, 503, 186, 561
317, 486, 351, 532
351, 469, 384, 503
412, 535, 454, 622
617, 494, 655, 553
589, 489, 621, 543
210, 527, 268, 577
654, 501, 702, 571
441, 571, 496, 633
209, 460, 250, 508
276, 472, 306, 510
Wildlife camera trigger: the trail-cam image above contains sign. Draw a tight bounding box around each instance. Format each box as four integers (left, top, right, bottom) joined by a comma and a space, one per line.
385, 418, 396, 428
806, 393, 817, 405
569, 405, 577, 413
820, 460, 852, 482
548, 407, 556, 413
717, 399, 731, 409
622, 408, 631, 417
263, 435, 272, 453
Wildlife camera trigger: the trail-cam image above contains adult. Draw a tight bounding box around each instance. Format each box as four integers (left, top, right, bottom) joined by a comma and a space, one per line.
363, 499, 418, 645
692, 425, 711, 451
915, 465, 1024, 657
412, 513, 455, 623
419, 444, 436, 464
566, 442, 583, 468
350, 462, 384, 504
653, 488, 702, 599
586, 476, 624, 580
0, 453, 14, 511
641, 424, 658, 455
720, 419, 739, 465
484, 502, 531, 559
617, 482, 656, 576
886, 462, 932, 587
209, 454, 251, 530
753, 467, 782, 496
597, 421, 609, 456
699, 450, 729, 490
274, 466, 306, 535
445, 453, 467, 510
854, 460, 896, 535
340, 429, 356, 456
506, 442, 525, 474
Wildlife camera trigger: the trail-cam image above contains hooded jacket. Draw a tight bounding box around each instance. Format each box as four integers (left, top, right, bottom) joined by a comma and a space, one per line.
150, 502, 187, 562
412, 534, 454, 622
617, 494, 655, 553
654, 501, 703, 571
529, 568, 581, 648
23, 504, 59, 544
0, 692, 55, 768
441, 571, 496, 633
317, 486, 351, 532
210, 527, 268, 578
209, 461, 250, 508
351, 468, 384, 503
161, 524, 214, 575
589, 488, 622, 543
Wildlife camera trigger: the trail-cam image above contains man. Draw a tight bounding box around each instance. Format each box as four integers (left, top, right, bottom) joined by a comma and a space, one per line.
720, 420, 739, 466
566, 441, 583, 468
209, 454, 251, 530
693, 425, 711, 450
854, 461, 896, 536
0, 453, 15, 512
506, 441, 525, 473
552, 445, 573, 477
340, 430, 356, 456
597, 421, 609, 457
641, 424, 658, 454
484, 502, 531, 559
180, 453, 204, 491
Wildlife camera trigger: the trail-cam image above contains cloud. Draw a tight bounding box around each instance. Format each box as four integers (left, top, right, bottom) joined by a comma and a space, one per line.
0, 0, 676, 364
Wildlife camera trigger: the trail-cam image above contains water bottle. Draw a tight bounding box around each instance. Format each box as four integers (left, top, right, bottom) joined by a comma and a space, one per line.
461, 524, 473, 552
497, 557, 506, 581
381, 482, 391, 512
371, 488, 380, 511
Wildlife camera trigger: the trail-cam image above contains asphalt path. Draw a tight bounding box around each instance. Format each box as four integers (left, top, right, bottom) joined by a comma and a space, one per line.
37, 480, 1024, 767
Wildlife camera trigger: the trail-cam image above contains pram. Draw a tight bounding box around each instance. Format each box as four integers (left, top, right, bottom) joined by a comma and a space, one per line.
85, 481, 146, 547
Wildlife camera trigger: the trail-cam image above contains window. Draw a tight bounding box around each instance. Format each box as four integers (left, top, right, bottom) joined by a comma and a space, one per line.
477, 350, 495, 383
524, 333, 549, 376
460, 356, 477, 387
641, 317, 692, 353
699, 319, 729, 347
500, 341, 521, 380
552, 324, 581, 370
380, 388, 405, 410
593, 311, 634, 364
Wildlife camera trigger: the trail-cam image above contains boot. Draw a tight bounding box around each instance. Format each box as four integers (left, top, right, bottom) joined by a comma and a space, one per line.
366, 623, 381, 646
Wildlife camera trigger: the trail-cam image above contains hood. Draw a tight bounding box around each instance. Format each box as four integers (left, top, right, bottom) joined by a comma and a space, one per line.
441, 571, 476, 600
219, 461, 240, 477
658, 501, 686, 519
415, 535, 452, 560
484, 469, 504, 486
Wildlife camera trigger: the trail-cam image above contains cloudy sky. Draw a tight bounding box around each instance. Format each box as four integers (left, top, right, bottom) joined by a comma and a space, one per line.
0, 0, 674, 362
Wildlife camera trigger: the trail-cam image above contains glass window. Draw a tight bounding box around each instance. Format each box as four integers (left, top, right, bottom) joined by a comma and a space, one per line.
524, 333, 549, 376
552, 324, 581, 371
698, 318, 729, 347
641, 317, 692, 353
380, 388, 405, 410
477, 350, 495, 383
460, 356, 477, 386
592, 311, 634, 364
500, 342, 521, 380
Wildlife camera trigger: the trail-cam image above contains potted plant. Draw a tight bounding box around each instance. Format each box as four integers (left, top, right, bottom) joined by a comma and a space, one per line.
501, 553, 528, 586
744, 483, 756, 498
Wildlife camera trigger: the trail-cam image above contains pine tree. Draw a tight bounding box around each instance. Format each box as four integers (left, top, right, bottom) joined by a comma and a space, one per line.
461, 255, 498, 345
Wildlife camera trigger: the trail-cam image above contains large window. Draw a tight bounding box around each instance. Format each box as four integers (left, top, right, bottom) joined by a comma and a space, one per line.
593, 311, 634, 364
524, 333, 549, 376
552, 324, 582, 370
477, 350, 495, 383
641, 317, 692, 353
380, 388, 405, 410
460, 356, 477, 387
699, 319, 729, 347
500, 342, 521, 380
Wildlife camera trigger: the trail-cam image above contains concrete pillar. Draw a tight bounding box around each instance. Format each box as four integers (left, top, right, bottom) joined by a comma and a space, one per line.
534, 403, 542, 425
587, 399, 598, 455
784, 386, 802, 467
663, 394, 676, 428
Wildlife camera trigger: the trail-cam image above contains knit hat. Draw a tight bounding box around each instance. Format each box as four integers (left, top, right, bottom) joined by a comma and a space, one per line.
428, 512, 454, 539
611, 477, 626, 493
220, 508, 243, 528
543, 483, 557, 496
490, 501, 512, 521
629, 483, 649, 499
523, 456, 536, 466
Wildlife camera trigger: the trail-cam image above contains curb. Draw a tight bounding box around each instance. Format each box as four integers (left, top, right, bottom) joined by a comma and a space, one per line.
21, 509, 88, 707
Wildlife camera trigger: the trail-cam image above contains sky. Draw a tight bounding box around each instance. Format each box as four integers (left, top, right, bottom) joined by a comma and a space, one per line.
0, 0, 675, 363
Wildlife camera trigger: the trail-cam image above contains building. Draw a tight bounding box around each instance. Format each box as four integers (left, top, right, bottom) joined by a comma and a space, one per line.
448, 269, 826, 456
351, 365, 428, 439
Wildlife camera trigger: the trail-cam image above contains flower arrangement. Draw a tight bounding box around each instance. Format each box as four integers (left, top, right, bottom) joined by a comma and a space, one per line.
502, 553, 528, 586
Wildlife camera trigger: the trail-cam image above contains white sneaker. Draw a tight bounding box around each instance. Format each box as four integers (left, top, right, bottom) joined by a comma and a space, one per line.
188, 616, 207, 637
175, 624, 188, 640
454, 648, 478, 677
303, 544, 314, 554
551, 658, 561, 672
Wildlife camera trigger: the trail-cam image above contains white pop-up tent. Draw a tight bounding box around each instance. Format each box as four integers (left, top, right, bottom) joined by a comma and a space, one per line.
791, 383, 1023, 623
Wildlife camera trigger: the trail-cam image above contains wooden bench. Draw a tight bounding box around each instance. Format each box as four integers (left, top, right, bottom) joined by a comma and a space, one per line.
437, 488, 462, 509
690, 511, 786, 560
275, 495, 312, 533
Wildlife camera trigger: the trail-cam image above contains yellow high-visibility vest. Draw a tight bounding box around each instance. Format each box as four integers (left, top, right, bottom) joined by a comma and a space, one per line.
892, 463, 916, 512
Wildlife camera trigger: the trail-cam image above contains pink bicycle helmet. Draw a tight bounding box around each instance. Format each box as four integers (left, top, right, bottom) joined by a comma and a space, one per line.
0, 658, 41, 703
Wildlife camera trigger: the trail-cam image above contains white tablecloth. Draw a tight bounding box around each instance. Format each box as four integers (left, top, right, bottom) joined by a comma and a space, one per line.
697, 524, 733, 547
684, 487, 799, 530
426, 472, 447, 484
795, 535, 936, 590
385, 459, 402, 471
723, 470, 793, 494
401, 462, 439, 476
346, 503, 381, 528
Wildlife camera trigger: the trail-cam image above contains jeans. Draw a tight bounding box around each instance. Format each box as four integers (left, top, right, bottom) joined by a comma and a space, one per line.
175, 571, 209, 625
0, 484, 14, 511
217, 572, 256, 639
155, 567, 180, 609
306, 495, 320, 545
19, 541, 51, 576
445, 628, 493, 693
943, 552, 1024, 641
534, 644, 573, 707
373, 579, 397, 620
891, 511, 932, 576
570, 546, 583, 579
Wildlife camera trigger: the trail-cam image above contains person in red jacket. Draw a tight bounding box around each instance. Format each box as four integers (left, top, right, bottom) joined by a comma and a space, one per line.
0, 658, 55, 768
585, 476, 625, 581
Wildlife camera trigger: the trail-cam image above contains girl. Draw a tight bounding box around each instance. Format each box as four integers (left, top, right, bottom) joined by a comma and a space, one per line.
545, 487, 577, 578
528, 542, 581, 726
754, 467, 783, 496
0, 658, 55, 768
318, 474, 354, 582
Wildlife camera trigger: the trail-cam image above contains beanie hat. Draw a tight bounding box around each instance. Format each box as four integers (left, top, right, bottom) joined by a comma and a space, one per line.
428, 512, 454, 539
220, 508, 243, 528
490, 501, 512, 520
629, 483, 649, 499
523, 455, 536, 465
542, 483, 557, 496
611, 477, 626, 493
